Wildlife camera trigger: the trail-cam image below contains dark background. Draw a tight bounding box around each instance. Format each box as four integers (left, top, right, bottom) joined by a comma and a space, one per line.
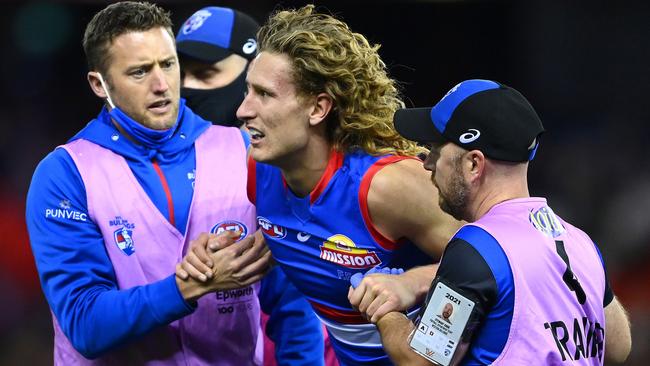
0, 0, 648, 364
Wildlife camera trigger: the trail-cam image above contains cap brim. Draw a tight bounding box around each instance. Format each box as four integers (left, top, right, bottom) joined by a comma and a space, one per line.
394, 107, 447, 143
177, 41, 232, 63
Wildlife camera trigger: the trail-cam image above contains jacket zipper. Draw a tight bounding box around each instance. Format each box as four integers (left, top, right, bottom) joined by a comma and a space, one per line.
151, 159, 176, 227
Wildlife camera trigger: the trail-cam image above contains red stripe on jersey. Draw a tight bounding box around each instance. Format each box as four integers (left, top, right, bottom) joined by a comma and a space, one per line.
309, 300, 370, 325
358, 155, 420, 251
310, 150, 344, 204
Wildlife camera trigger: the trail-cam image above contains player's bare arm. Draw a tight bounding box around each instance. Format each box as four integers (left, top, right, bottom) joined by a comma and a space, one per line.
368, 158, 461, 257
349, 158, 462, 321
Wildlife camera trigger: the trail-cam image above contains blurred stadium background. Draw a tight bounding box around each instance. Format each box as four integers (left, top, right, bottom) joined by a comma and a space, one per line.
0, 0, 647, 364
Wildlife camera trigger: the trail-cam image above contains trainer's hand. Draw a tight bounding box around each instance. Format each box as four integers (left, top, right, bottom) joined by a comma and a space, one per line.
348, 274, 412, 324
348, 265, 436, 323
176, 231, 241, 282
176, 230, 272, 302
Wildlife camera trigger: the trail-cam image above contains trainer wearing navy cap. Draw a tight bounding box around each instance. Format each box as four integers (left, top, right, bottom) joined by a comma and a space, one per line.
374, 80, 631, 365
177, 6, 258, 127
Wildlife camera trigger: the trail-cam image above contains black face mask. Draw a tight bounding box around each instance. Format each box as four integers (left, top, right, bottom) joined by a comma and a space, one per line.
181, 70, 247, 128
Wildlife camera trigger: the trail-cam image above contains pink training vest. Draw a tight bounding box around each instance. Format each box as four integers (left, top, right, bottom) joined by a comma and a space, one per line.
472, 198, 606, 365
56, 126, 261, 365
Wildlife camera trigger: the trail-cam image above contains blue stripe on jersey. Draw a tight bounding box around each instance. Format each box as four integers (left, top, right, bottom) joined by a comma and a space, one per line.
454, 225, 515, 365
591, 240, 614, 306
592, 240, 606, 270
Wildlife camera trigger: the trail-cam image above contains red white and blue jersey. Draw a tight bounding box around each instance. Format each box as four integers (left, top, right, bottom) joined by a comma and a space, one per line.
249, 149, 432, 365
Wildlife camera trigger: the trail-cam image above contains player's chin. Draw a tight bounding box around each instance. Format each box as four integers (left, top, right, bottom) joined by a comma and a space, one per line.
249, 148, 269, 163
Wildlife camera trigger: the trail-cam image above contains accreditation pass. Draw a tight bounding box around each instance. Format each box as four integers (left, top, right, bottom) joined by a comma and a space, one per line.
409, 282, 475, 365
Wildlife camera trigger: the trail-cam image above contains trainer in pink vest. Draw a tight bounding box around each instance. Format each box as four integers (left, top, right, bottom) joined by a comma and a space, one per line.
57, 126, 262, 365
472, 198, 606, 365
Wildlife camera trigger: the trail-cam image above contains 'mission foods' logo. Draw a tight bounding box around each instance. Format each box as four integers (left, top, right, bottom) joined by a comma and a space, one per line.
319, 234, 381, 269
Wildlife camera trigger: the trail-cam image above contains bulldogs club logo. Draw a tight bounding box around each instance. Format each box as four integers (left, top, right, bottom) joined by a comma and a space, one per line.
182, 9, 211, 35
210, 220, 248, 242
113, 227, 135, 256
257, 216, 287, 239
320, 234, 381, 269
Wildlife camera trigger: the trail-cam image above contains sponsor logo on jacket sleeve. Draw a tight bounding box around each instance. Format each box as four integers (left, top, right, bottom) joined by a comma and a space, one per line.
44, 199, 88, 222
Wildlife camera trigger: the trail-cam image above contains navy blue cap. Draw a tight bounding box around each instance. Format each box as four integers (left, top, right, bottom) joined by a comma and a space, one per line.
176, 7, 259, 63
394, 79, 545, 162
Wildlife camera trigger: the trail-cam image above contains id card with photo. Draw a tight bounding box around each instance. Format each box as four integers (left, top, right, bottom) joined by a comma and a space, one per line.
409, 282, 475, 365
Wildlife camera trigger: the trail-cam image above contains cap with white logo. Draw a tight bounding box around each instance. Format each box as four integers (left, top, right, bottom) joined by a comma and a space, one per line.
176, 6, 259, 63
394, 79, 545, 162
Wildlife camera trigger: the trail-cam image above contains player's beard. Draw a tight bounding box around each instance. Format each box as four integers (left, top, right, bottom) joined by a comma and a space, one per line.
437, 163, 470, 221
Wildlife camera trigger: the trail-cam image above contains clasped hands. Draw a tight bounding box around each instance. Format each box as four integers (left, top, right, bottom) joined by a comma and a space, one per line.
175, 230, 272, 302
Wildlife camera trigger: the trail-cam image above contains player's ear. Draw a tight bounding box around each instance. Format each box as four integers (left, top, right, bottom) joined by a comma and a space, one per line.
308, 92, 333, 127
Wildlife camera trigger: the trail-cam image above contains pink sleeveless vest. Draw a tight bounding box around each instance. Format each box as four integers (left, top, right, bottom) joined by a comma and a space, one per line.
56, 126, 261, 365
472, 198, 606, 365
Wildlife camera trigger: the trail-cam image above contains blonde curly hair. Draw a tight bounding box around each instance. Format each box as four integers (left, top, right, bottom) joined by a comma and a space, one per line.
257, 5, 426, 157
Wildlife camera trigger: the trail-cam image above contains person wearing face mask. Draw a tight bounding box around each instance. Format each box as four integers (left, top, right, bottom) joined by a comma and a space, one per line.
176, 6, 256, 127
176, 6, 337, 366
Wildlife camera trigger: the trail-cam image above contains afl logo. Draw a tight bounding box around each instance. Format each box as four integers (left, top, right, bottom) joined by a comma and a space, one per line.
210, 220, 247, 242
257, 216, 287, 239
